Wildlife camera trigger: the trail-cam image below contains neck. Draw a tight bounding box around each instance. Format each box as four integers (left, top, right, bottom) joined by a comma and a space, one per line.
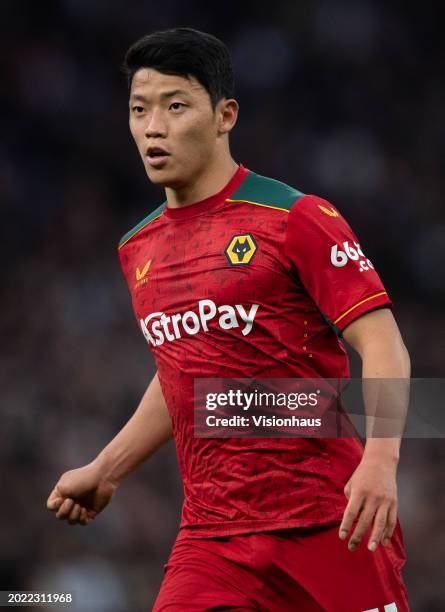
165, 154, 238, 208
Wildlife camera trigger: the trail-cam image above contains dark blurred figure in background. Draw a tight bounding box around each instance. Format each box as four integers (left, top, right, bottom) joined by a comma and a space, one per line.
1, 1, 444, 610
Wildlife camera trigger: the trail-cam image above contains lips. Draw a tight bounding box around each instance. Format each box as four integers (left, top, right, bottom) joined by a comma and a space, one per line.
146, 146, 170, 156
146, 146, 170, 168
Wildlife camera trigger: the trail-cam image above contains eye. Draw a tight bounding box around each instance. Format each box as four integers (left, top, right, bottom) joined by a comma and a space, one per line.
132, 105, 145, 114
169, 102, 187, 111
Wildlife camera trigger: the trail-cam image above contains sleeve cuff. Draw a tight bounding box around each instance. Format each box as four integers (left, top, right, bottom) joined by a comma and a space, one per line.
333, 292, 393, 333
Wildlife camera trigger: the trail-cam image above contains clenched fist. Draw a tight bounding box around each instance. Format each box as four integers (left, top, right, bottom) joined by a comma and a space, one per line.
46, 462, 118, 526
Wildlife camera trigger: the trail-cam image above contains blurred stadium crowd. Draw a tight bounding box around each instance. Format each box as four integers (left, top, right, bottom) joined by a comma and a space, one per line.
1, 1, 444, 610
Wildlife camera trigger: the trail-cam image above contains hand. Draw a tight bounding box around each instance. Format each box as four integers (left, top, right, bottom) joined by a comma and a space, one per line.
339, 456, 398, 552
46, 462, 118, 526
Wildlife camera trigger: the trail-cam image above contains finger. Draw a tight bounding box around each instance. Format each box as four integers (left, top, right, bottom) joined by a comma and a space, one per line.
339, 494, 363, 540
47, 488, 63, 511
56, 498, 74, 520
79, 507, 89, 526
348, 503, 377, 551
368, 505, 389, 552
68, 504, 82, 525
382, 504, 398, 546
47, 496, 63, 512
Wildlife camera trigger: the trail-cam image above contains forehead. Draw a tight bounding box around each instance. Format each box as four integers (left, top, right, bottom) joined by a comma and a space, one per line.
130, 68, 206, 99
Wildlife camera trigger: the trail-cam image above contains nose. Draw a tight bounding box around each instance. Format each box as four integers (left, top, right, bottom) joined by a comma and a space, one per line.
144, 107, 167, 138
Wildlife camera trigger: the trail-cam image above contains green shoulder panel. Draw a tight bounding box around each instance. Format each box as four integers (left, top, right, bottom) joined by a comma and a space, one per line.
118, 201, 166, 248
228, 170, 305, 212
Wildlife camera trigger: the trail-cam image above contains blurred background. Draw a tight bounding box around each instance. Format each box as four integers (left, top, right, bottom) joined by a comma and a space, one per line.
1, 0, 444, 610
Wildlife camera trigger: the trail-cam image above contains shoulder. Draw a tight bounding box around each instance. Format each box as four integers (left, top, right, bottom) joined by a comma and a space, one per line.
289, 193, 341, 217
286, 193, 348, 229
228, 169, 305, 213
118, 201, 166, 249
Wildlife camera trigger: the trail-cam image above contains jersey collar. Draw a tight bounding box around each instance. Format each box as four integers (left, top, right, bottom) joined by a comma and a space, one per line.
163, 164, 249, 220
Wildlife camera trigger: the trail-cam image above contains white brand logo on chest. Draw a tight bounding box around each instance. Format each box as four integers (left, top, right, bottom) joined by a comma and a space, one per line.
140, 299, 259, 347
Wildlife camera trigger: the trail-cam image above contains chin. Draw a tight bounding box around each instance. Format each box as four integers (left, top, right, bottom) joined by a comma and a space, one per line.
146, 166, 186, 189
145, 167, 171, 186
146, 171, 167, 186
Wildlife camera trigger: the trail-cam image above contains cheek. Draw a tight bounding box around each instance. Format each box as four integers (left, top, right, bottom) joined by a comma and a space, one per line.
129, 121, 144, 149
129, 118, 137, 140
178, 120, 215, 157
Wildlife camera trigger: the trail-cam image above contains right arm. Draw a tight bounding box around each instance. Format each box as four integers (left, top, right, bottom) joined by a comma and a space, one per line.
46, 372, 173, 525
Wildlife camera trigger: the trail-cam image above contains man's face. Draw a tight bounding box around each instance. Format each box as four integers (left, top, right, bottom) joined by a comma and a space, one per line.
129, 68, 220, 188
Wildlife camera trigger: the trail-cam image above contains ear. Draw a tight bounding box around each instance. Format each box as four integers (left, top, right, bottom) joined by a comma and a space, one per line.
217, 98, 239, 135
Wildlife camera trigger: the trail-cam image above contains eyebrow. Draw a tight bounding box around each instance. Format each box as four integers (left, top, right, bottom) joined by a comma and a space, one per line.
130, 90, 192, 103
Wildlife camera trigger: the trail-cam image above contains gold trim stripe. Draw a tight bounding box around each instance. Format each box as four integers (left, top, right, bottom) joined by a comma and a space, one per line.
226, 198, 290, 213
121, 197, 289, 250
334, 292, 388, 325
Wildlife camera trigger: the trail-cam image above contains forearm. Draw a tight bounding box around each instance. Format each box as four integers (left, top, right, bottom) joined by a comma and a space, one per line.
340, 310, 409, 549
360, 336, 411, 463
95, 373, 173, 484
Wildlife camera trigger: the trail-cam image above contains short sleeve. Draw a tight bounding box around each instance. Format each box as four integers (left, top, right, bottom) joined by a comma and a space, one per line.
285, 194, 392, 332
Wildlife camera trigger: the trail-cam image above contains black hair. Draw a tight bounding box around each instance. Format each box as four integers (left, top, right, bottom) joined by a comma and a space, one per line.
122, 27, 235, 109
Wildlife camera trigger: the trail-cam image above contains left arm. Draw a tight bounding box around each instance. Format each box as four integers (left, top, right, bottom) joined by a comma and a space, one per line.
339, 307, 411, 552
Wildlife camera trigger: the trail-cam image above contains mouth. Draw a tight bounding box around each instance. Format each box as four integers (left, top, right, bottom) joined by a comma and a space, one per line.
146, 146, 170, 168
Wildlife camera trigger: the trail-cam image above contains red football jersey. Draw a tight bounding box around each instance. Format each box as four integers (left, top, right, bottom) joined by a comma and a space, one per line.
118, 164, 392, 538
